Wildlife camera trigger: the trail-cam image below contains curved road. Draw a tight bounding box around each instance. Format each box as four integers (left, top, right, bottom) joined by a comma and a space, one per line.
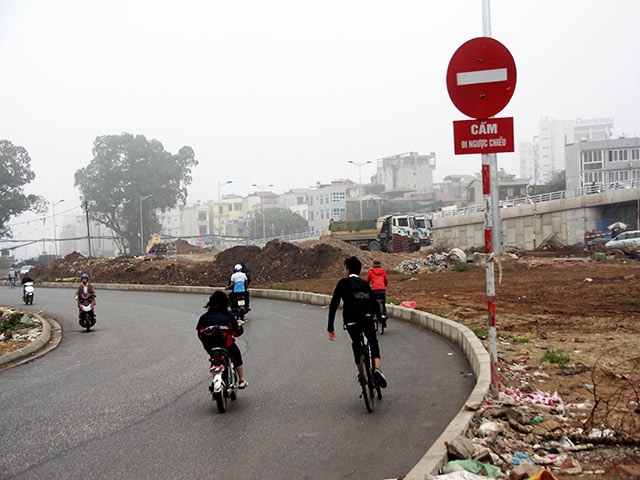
0, 287, 474, 479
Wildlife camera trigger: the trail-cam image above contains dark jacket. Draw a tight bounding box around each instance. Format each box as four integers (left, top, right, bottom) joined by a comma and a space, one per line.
196, 311, 243, 351
327, 275, 382, 332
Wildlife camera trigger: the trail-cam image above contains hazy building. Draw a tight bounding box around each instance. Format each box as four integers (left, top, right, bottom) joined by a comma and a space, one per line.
307, 180, 350, 234
434, 175, 476, 205
518, 141, 535, 180
537, 117, 575, 181
467, 170, 529, 205
565, 137, 640, 190
574, 117, 614, 142
59, 214, 119, 258
180, 202, 213, 240
373, 152, 436, 195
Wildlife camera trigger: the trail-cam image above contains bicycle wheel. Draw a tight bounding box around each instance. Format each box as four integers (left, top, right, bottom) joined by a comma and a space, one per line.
362, 348, 375, 412
359, 356, 373, 413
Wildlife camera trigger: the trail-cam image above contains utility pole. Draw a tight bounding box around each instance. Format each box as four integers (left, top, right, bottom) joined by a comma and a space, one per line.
84, 201, 92, 258
252, 183, 273, 240
348, 160, 372, 220
51, 199, 64, 257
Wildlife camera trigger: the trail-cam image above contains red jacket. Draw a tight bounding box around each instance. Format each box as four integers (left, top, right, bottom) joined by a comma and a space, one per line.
366, 267, 388, 291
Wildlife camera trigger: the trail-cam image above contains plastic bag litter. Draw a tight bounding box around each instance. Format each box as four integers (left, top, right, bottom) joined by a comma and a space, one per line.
426, 472, 488, 480
399, 300, 416, 309
442, 459, 502, 478
510, 451, 535, 466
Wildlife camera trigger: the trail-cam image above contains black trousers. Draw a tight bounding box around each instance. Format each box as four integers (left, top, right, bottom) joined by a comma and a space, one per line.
208, 342, 243, 367
346, 319, 380, 365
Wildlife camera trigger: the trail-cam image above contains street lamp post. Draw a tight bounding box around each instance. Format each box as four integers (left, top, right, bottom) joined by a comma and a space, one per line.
139, 194, 152, 254
51, 199, 65, 257
252, 183, 274, 239
217, 180, 233, 236
348, 160, 372, 220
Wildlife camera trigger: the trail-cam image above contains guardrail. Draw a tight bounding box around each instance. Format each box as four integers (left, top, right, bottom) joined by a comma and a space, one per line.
432, 178, 640, 219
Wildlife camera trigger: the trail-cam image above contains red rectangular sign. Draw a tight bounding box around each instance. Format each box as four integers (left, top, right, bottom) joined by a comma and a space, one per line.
453, 117, 514, 155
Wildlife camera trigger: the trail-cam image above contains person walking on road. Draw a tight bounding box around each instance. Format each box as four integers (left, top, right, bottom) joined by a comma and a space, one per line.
366, 259, 388, 326
327, 256, 387, 388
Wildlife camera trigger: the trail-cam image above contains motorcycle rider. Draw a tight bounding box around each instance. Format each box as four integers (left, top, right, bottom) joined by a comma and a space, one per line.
197, 290, 247, 388
21, 272, 33, 299
227, 264, 248, 310
327, 256, 388, 388
75, 274, 96, 309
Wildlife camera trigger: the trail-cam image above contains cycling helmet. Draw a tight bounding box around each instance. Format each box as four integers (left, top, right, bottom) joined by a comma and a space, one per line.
81, 274, 89, 279
234, 264, 242, 272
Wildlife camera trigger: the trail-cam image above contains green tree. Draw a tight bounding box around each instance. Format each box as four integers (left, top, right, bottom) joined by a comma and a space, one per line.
74, 133, 197, 254
0, 140, 46, 237
248, 208, 309, 239
534, 170, 566, 194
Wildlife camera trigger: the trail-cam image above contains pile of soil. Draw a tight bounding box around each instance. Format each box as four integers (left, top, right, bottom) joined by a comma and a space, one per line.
174, 239, 205, 255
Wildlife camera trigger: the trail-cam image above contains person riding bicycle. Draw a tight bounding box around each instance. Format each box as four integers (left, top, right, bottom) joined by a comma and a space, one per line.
366, 260, 389, 326
74, 274, 96, 309
8, 269, 16, 287
227, 264, 248, 310
196, 290, 247, 388
327, 256, 387, 388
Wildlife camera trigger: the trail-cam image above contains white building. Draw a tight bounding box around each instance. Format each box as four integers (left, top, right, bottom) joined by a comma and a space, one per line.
373, 152, 436, 195
536, 117, 575, 181
574, 117, 614, 142
565, 137, 640, 190
307, 180, 350, 234
518, 141, 535, 180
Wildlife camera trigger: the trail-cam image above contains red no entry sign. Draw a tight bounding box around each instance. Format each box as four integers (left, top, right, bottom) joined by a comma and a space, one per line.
446, 37, 516, 119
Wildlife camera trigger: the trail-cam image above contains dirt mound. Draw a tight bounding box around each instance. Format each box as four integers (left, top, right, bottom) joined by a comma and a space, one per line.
174, 239, 205, 255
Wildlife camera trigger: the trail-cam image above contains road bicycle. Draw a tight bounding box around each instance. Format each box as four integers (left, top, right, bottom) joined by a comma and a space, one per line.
348, 321, 382, 413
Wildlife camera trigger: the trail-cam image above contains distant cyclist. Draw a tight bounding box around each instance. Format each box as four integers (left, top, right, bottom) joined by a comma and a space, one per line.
8, 269, 16, 287
366, 259, 388, 326
327, 256, 387, 388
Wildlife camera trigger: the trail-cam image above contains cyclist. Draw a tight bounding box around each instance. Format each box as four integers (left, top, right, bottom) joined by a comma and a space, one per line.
227, 264, 248, 310
327, 256, 387, 388
8, 269, 16, 287
366, 259, 388, 326
197, 290, 247, 388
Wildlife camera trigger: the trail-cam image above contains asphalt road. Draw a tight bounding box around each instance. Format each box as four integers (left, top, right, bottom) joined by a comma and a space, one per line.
0, 286, 474, 480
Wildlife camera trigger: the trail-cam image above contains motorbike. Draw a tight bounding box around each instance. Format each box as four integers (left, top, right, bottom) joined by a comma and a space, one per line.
230, 292, 248, 321
203, 329, 240, 413
22, 282, 34, 305
78, 293, 96, 331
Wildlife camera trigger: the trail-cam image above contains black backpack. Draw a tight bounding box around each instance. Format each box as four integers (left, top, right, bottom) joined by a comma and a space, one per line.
347, 277, 374, 316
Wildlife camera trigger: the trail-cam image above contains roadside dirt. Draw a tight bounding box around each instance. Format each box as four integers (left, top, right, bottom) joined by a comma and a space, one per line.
29, 239, 640, 476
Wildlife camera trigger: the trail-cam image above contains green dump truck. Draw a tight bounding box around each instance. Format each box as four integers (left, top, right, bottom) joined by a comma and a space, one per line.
320, 215, 418, 252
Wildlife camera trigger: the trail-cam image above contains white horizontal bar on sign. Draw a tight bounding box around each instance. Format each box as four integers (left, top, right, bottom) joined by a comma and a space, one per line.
457, 68, 507, 86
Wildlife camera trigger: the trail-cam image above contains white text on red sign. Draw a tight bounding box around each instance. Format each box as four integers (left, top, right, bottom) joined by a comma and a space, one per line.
453, 117, 514, 155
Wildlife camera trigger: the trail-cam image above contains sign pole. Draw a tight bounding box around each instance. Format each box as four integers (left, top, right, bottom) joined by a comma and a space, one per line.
482, 0, 500, 399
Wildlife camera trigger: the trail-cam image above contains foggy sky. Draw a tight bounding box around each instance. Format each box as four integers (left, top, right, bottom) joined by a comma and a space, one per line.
2, 0, 639, 252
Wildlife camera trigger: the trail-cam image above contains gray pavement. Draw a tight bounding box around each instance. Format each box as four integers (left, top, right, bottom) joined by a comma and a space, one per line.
0, 286, 474, 480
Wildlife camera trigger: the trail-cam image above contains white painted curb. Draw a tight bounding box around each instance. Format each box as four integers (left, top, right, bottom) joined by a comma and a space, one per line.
0, 312, 52, 367
35, 281, 490, 476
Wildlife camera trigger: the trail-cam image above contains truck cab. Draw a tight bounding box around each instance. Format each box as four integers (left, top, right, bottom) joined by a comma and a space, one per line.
413, 215, 432, 247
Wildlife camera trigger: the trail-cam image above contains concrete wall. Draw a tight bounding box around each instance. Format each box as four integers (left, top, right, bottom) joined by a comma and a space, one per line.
433, 188, 640, 249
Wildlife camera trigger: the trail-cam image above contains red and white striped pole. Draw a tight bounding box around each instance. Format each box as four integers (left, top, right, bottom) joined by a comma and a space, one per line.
482, 158, 499, 399
482, 0, 500, 400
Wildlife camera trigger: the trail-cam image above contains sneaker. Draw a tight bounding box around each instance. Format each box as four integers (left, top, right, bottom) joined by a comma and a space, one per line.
374, 369, 388, 388
238, 380, 248, 389
246, 307, 251, 312
356, 373, 365, 385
